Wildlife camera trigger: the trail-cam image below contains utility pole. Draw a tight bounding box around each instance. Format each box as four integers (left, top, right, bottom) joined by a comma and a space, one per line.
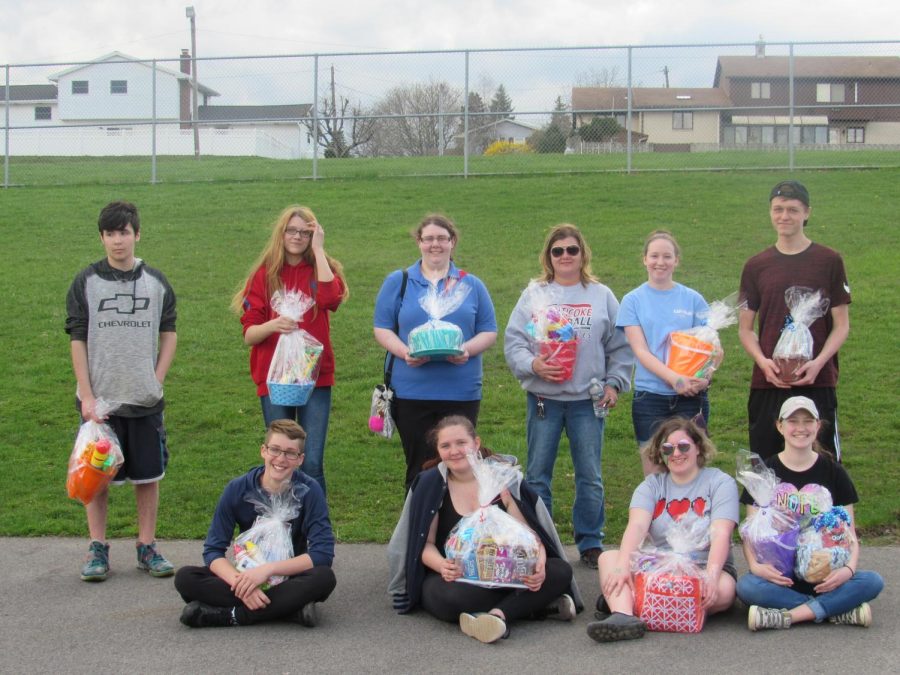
662, 66, 670, 88
186, 6, 200, 159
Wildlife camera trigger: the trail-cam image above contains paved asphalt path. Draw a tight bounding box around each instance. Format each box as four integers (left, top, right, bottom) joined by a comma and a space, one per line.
3, 538, 895, 674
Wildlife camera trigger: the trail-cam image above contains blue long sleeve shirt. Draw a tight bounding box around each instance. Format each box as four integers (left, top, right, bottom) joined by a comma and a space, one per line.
202, 466, 335, 568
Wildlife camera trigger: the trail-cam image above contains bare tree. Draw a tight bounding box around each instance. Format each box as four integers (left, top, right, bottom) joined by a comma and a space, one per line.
575, 66, 624, 87
302, 65, 376, 158
368, 80, 462, 157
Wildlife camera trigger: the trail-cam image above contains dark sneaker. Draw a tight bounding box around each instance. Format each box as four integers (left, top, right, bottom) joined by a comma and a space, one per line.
544, 593, 576, 622
587, 612, 646, 643
748, 605, 792, 631
459, 612, 509, 644
580, 547, 603, 569
80, 540, 110, 582
828, 602, 872, 627
180, 601, 236, 628
136, 541, 175, 577
295, 602, 319, 627
594, 595, 611, 621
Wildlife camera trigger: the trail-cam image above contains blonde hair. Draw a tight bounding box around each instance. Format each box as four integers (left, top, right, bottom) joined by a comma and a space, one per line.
231, 205, 349, 314
536, 224, 598, 286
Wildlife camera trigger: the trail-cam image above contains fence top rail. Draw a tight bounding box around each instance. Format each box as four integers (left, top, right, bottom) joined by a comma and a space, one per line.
4, 39, 899, 69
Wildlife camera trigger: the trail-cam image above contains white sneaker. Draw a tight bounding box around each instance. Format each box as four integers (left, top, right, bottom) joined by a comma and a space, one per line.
459, 612, 508, 643
829, 602, 872, 627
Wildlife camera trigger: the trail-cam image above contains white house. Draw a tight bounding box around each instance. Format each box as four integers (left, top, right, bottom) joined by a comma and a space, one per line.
2, 51, 315, 159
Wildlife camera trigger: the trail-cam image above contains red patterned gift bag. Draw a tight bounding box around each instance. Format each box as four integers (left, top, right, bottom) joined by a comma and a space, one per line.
634, 571, 706, 633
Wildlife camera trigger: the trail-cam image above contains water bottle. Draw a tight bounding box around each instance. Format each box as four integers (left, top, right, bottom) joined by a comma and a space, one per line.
589, 378, 608, 419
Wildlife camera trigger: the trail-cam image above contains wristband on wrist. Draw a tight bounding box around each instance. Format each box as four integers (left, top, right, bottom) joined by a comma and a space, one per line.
844, 564, 855, 576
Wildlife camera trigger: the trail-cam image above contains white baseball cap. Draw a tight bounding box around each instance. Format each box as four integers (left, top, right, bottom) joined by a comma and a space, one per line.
779, 396, 820, 420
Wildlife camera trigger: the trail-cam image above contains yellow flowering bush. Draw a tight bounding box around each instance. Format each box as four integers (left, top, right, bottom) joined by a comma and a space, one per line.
483, 140, 533, 156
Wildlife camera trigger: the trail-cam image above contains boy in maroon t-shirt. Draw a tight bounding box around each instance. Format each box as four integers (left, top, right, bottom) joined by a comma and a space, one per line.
738, 181, 851, 460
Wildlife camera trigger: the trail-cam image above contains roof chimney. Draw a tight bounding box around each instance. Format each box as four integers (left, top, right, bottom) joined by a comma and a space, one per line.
180, 49, 191, 75
755, 35, 765, 58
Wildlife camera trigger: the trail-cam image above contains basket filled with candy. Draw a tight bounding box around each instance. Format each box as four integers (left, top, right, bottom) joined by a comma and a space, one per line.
407, 279, 471, 358
666, 292, 744, 380
230, 482, 308, 589
632, 511, 709, 633
523, 281, 579, 381
445, 454, 540, 589
66, 399, 125, 505
795, 506, 852, 583
735, 450, 800, 576
265, 289, 324, 406
771, 286, 830, 383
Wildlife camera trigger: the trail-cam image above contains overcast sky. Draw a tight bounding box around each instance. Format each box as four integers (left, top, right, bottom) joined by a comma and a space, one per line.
2, 0, 897, 65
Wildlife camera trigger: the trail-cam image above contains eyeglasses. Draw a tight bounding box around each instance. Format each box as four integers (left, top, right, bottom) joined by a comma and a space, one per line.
265, 444, 303, 462
420, 235, 452, 245
285, 228, 312, 239
550, 245, 581, 257
661, 440, 693, 456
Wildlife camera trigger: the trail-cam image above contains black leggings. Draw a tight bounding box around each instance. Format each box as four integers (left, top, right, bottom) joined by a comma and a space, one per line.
420, 558, 572, 623
174, 565, 336, 625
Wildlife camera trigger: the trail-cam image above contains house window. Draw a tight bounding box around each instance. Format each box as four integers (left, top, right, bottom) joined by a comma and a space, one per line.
847, 127, 865, 143
72, 80, 89, 94
34, 106, 51, 120
673, 111, 693, 130
110, 80, 128, 94
816, 83, 845, 103
751, 82, 771, 99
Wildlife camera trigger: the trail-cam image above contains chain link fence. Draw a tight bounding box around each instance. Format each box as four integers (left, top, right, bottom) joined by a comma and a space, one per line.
3, 39, 899, 186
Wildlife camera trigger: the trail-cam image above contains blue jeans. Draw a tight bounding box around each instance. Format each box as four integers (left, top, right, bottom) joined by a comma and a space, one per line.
736, 571, 884, 621
260, 386, 332, 494
525, 393, 605, 553
631, 390, 710, 445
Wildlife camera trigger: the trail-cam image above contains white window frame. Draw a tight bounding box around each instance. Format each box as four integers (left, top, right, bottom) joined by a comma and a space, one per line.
847, 127, 865, 143
816, 83, 845, 103
751, 82, 771, 99
110, 80, 128, 95
34, 106, 51, 120
673, 111, 693, 130
72, 80, 89, 95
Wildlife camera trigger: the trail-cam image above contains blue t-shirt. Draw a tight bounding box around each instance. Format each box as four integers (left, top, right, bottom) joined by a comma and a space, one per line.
616, 282, 708, 395
373, 261, 497, 401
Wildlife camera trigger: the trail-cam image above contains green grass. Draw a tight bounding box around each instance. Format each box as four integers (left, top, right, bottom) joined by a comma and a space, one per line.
1, 168, 898, 545
4, 149, 900, 186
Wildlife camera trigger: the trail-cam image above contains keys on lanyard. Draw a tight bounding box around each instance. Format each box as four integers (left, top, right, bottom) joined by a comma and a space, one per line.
536, 397, 545, 419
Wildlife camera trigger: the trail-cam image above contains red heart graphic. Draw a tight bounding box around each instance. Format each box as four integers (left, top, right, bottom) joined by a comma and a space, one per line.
653, 499, 665, 519
692, 497, 707, 517
666, 498, 690, 520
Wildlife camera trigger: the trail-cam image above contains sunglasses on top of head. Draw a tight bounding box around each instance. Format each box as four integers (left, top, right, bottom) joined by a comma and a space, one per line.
661, 440, 693, 456
550, 245, 581, 257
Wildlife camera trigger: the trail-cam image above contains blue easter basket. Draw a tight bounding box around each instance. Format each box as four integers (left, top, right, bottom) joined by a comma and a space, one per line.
267, 382, 315, 407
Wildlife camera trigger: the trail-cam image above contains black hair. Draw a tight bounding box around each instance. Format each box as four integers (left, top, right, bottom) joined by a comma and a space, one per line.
98, 201, 140, 235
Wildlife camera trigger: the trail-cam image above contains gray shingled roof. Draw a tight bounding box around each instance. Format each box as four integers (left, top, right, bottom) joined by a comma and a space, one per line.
198, 104, 312, 122
715, 56, 900, 85
572, 87, 732, 111
1, 84, 58, 102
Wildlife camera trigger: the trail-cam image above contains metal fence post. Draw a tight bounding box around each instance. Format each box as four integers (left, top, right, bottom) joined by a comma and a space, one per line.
312, 54, 319, 180
4, 64, 9, 188
788, 43, 795, 172
627, 46, 633, 174
151, 60, 157, 184
463, 51, 469, 179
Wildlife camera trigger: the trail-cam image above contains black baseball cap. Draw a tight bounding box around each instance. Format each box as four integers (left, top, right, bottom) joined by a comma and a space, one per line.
769, 180, 810, 207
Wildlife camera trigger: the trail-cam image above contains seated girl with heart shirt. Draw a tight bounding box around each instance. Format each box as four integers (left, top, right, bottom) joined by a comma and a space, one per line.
736, 396, 884, 632
586, 416, 739, 642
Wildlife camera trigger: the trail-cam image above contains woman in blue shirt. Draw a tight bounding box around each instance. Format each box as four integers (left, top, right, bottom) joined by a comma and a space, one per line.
374, 214, 497, 489
616, 230, 712, 475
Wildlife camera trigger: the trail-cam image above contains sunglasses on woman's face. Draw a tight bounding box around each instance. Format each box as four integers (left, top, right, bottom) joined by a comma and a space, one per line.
661, 440, 693, 456
551, 245, 581, 257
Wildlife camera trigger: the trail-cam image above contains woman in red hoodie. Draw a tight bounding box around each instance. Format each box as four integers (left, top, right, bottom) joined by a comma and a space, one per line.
232, 205, 348, 494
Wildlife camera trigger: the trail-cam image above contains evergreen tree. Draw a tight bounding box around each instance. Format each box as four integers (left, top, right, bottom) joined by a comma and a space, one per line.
489, 84, 514, 119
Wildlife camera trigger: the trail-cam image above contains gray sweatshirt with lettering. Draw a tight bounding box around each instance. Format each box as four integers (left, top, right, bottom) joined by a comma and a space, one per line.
65, 258, 176, 417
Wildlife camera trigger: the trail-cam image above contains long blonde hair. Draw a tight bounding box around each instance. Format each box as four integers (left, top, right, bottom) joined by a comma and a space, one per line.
536, 223, 598, 286
231, 205, 349, 314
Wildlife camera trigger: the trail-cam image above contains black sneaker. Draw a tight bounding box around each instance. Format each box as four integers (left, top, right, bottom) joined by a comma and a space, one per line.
587, 612, 646, 643
580, 547, 603, 569
180, 601, 236, 628
594, 595, 611, 621
294, 602, 319, 627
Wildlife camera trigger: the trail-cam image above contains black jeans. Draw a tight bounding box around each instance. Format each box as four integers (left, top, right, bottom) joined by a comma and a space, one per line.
174, 565, 336, 625
394, 398, 480, 490
420, 558, 572, 624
